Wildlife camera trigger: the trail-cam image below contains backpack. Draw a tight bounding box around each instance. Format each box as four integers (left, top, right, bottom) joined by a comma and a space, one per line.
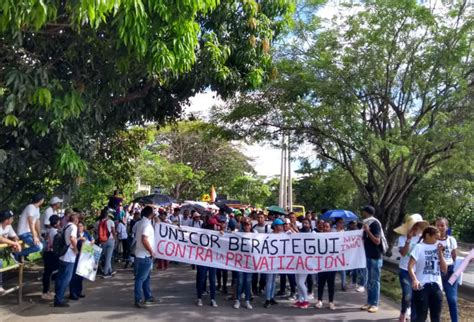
98, 219, 110, 243
52, 224, 72, 257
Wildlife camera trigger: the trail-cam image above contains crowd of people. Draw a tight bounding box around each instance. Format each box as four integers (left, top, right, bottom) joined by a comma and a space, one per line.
0, 192, 465, 322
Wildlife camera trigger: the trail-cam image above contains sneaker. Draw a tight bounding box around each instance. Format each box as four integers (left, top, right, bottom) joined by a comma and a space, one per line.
53, 302, 70, 308
368, 306, 378, 313
244, 301, 253, 310
144, 298, 159, 306
329, 302, 336, 310
276, 290, 286, 297
360, 304, 370, 310
315, 300, 323, 308
102, 274, 112, 279
270, 298, 278, 305
300, 301, 310, 309
196, 299, 203, 307
134, 302, 146, 309
233, 300, 240, 309
406, 307, 411, 318
264, 300, 271, 308
356, 286, 365, 293
210, 299, 218, 308
41, 293, 54, 300
202, 290, 209, 296
288, 293, 297, 300
308, 293, 314, 300
293, 301, 302, 308
111, 271, 117, 276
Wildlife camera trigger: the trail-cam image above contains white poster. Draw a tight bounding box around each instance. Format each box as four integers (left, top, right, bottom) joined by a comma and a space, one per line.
76, 242, 103, 281
154, 223, 366, 273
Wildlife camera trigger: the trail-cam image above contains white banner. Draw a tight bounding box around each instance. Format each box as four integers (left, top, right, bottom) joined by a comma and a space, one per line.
76, 242, 103, 281
154, 223, 366, 273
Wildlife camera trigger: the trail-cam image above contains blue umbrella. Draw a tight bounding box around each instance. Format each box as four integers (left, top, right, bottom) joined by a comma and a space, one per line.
320, 209, 358, 222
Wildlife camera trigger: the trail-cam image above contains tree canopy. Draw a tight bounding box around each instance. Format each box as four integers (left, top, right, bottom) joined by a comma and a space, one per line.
216, 0, 473, 239
0, 0, 294, 208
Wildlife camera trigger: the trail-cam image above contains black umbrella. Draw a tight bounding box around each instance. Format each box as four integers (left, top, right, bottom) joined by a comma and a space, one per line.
133, 194, 175, 207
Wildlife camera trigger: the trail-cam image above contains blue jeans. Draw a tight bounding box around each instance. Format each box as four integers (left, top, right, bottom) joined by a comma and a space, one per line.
265, 273, 277, 300
366, 258, 383, 306
102, 239, 115, 275
196, 266, 216, 300
338, 270, 346, 289
351, 268, 367, 287
237, 272, 252, 301
442, 265, 458, 322
54, 260, 75, 305
399, 269, 414, 316
134, 257, 153, 303
18, 232, 43, 258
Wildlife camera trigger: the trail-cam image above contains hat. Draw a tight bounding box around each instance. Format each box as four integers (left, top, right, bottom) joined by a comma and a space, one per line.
50, 196, 63, 205
192, 212, 201, 217
362, 205, 375, 215
273, 218, 285, 226
394, 214, 429, 235
0, 210, 13, 222
284, 218, 291, 224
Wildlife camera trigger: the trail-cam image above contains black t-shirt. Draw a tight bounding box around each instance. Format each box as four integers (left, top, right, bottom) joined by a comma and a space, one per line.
363, 220, 383, 259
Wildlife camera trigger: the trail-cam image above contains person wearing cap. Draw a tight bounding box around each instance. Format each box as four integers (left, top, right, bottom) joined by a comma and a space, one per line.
16, 193, 45, 261
394, 214, 428, 321
42, 196, 63, 235
360, 205, 385, 313
264, 218, 285, 308
41, 214, 60, 300
0, 210, 21, 294
190, 210, 203, 228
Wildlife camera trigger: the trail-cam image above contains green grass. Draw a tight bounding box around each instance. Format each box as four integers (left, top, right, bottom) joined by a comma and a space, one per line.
381, 269, 402, 302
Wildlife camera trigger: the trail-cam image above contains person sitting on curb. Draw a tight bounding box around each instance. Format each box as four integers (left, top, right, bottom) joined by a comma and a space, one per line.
0, 209, 22, 294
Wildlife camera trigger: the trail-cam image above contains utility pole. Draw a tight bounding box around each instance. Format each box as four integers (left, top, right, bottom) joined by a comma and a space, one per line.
279, 133, 292, 212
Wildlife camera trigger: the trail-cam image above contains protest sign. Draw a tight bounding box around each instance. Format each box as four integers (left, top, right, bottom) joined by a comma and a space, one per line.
76, 242, 103, 281
154, 223, 366, 273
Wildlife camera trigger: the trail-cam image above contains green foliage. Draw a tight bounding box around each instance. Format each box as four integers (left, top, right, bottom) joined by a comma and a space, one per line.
228, 175, 272, 207
218, 0, 473, 239
294, 161, 360, 212
0, 0, 294, 210
137, 120, 254, 200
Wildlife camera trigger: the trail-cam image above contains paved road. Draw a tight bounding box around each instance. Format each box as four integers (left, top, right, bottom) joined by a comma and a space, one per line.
1, 264, 399, 322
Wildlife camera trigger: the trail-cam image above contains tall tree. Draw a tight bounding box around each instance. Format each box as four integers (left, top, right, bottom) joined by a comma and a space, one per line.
217, 0, 473, 240
0, 0, 294, 208
140, 121, 254, 200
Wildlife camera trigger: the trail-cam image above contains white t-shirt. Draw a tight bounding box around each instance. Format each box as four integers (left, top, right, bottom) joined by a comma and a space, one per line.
17, 204, 40, 235
0, 224, 17, 239
135, 217, 154, 259
60, 224, 78, 263
116, 222, 128, 240
411, 242, 443, 290
43, 207, 55, 226
438, 236, 457, 266
190, 219, 203, 228
253, 224, 270, 234
47, 227, 58, 251
180, 217, 193, 227
398, 235, 421, 270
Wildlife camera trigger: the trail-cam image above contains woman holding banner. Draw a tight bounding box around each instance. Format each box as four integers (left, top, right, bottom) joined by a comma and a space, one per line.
233, 218, 253, 310
315, 222, 337, 310
264, 218, 285, 309
293, 218, 315, 309
196, 216, 219, 308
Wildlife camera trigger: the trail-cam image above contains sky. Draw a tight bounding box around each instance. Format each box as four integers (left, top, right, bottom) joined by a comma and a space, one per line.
185, 90, 296, 177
